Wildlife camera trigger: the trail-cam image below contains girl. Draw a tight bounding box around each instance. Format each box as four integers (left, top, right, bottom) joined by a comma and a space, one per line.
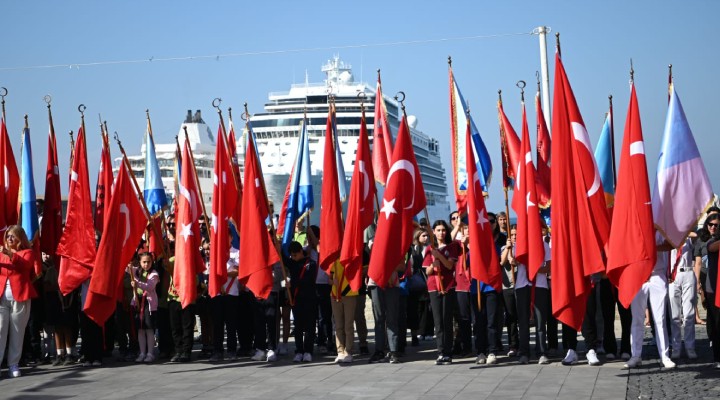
131, 253, 160, 363
423, 220, 459, 365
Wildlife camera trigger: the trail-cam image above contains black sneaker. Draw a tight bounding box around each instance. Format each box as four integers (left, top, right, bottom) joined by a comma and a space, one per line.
389, 353, 401, 364
169, 354, 181, 363
436, 356, 452, 365
411, 336, 419, 347
51, 355, 65, 367
359, 346, 370, 355
63, 354, 77, 366
368, 351, 386, 363
178, 352, 191, 363
209, 353, 223, 362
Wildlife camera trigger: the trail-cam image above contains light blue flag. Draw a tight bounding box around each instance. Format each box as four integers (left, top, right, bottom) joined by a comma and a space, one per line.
453, 77, 492, 193
20, 127, 39, 242
144, 128, 167, 216
332, 113, 348, 202
652, 86, 713, 247
594, 112, 615, 207
281, 119, 314, 255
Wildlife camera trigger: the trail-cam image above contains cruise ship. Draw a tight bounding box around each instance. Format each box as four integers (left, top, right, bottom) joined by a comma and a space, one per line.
124, 56, 451, 224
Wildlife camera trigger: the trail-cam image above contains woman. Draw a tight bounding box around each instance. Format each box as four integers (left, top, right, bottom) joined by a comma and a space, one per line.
0, 225, 37, 378
407, 228, 430, 346
423, 220, 459, 365
695, 213, 720, 369
453, 224, 473, 357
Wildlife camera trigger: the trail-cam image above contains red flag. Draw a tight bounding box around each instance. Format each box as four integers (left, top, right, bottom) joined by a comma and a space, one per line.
465, 119, 502, 291
372, 73, 393, 185
535, 92, 552, 205
227, 120, 243, 228
0, 116, 19, 233
606, 83, 656, 307
173, 139, 205, 308
512, 104, 545, 280
57, 124, 97, 295
340, 108, 376, 291
319, 105, 344, 272
368, 114, 426, 287
84, 161, 147, 326
550, 53, 611, 330
209, 123, 239, 298
94, 131, 113, 233
238, 129, 280, 299
40, 108, 62, 265
497, 101, 521, 189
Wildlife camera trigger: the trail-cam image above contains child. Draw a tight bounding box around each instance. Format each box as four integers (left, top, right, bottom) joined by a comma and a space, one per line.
130, 253, 160, 363
286, 241, 318, 362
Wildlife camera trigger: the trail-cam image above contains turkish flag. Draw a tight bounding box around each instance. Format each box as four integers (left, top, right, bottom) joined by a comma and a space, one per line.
209, 124, 239, 298
40, 111, 62, 266
606, 84, 656, 307
497, 101, 521, 189
465, 120, 502, 291
535, 93, 552, 205
227, 120, 243, 229
0, 117, 19, 234
372, 74, 393, 185
173, 139, 205, 308
238, 129, 279, 299
319, 105, 344, 273
550, 53, 610, 330
512, 104, 545, 280
85, 161, 147, 326
340, 109, 376, 292
368, 114, 426, 288
57, 125, 97, 295
94, 132, 113, 234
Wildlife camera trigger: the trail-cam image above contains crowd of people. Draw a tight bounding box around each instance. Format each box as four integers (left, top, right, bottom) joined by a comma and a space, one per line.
1, 201, 719, 380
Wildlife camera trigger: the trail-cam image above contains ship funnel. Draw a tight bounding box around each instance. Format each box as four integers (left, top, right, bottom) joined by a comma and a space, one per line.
186, 110, 193, 123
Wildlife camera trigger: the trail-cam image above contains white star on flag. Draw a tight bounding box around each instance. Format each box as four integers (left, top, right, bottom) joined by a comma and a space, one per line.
380, 198, 397, 220
179, 222, 193, 241
476, 207, 489, 230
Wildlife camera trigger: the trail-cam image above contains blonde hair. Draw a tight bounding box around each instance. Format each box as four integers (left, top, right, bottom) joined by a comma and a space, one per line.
5, 225, 31, 250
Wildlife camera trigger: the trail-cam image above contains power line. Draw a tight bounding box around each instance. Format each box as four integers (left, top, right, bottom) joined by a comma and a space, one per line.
0, 31, 533, 72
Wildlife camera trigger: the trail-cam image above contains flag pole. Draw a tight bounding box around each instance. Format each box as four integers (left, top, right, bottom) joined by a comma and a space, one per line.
213, 98, 241, 193
243, 103, 295, 307
182, 126, 210, 231
608, 95, 616, 188
497, 90, 515, 286
0, 87, 7, 125
668, 64, 673, 103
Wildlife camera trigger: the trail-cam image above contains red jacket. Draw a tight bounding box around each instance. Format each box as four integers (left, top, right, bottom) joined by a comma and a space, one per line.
0, 249, 38, 302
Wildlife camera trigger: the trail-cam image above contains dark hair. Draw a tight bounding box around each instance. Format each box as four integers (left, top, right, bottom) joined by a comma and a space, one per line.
708, 206, 720, 215
432, 220, 452, 245
309, 225, 320, 239
138, 252, 157, 273
700, 213, 720, 241
488, 212, 501, 237
288, 241, 304, 255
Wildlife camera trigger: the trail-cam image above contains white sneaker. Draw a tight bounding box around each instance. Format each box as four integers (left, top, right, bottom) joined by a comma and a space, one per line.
661, 357, 676, 369
671, 348, 681, 359
266, 349, 277, 362
341, 353, 353, 363
135, 353, 146, 363
562, 349, 578, 366
621, 352, 631, 361
487, 353, 498, 365
687, 348, 698, 360
302, 352, 312, 362
624, 356, 642, 368
586, 349, 601, 366
277, 343, 288, 356
250, 349, 265, 361
475, 353, 487, 364
9, 364, 20, 378
293, 353, 303, 363
538, 355, 550, 365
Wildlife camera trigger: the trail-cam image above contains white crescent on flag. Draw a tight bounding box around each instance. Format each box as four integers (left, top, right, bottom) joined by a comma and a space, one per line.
571, 122, 601, 197
386, 159, 416, 209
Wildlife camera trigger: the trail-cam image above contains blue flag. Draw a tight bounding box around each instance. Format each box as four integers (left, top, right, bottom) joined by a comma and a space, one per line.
144, 127, 167, 216
281, 119, 314, 255
594, 112, 615, 208
20, 127, 39, 242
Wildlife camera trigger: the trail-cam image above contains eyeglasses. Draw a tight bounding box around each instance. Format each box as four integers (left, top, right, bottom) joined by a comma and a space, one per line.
708, 223, 719, 228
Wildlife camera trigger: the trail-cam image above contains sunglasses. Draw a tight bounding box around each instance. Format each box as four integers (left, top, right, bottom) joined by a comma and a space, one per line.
708, 223, 719, 228
451, 216, 459, 220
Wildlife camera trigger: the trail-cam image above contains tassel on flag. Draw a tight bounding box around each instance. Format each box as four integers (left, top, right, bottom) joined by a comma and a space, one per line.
606, 82, 656, 308
319, 103, 344, 273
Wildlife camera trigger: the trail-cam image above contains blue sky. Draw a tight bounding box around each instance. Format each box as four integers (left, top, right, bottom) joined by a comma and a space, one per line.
2, 1, 718, 215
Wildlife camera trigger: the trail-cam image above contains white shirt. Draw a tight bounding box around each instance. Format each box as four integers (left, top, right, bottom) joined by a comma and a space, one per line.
514, 242, 551, 289
224, 247, 240, 296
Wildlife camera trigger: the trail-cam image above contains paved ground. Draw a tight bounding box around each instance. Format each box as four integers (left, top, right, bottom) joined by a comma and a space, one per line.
0, 307, 717, 399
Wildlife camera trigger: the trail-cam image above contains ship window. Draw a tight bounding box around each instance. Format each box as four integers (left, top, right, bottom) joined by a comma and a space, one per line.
282, 152, 288, 156
268, 164, 274, 168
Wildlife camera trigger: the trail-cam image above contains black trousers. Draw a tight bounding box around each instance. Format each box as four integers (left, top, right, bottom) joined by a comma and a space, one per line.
547, 284, 559, 350
707, 292, 720, 362
316, 284, 333, 348
156, 306, 172, 356
168, 300, 195, 355
211, 295, 239, 354
516, 286, 548, 357
617, 296, 632, 355
429, 290, 456, 357
503, 287, 519, 351
454, 291, 472, 353
596, 279, 618, 355
473, 290, 502, 355
236, 291, 255, 353
253, 292, 278, 351
292, 297, 318, 354
80, 312, 103, 362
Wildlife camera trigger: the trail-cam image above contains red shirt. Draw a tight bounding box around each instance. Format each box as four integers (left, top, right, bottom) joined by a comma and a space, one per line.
423, 242, 459, 292
454, 241, 471, 292
0, 249, 37, 302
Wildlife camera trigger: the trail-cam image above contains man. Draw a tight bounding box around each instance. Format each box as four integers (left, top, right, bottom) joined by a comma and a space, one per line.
668, 237, 698, 360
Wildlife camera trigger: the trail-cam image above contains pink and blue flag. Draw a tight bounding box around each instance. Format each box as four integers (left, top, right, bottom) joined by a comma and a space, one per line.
652, 85, 713, 248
